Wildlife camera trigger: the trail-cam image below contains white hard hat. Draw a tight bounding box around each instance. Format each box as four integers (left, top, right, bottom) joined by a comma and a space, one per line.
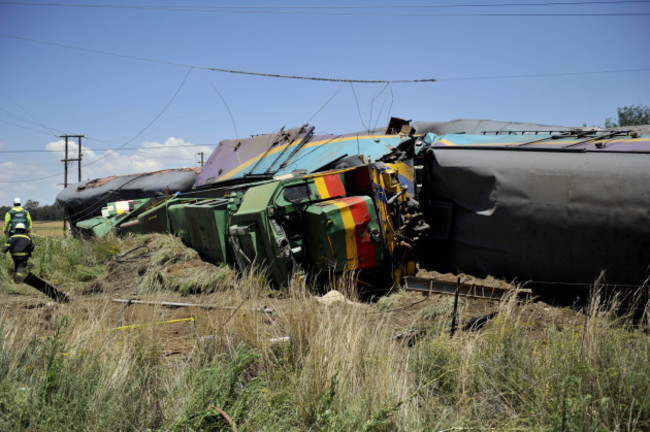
15, 223, 26, 230
13, 198, 20, 206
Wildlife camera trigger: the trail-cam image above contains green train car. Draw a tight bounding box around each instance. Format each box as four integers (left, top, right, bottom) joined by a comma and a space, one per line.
96, 162, 419, 288
66, 120, 650, 293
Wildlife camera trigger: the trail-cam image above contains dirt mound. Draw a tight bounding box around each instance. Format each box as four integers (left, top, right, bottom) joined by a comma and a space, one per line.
417, 269, 514, 290
79, 235, 234, 300
82, 259, 149, 297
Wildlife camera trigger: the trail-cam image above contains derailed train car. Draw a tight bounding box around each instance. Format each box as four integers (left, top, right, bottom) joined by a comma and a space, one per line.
417, 130, 650, 292
115, 161, 420, 288
61, 120, 650, 293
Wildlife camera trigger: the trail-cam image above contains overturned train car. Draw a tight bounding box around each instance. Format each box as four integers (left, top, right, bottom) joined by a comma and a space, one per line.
417, 131, 650, 291
62, 122, 650, 292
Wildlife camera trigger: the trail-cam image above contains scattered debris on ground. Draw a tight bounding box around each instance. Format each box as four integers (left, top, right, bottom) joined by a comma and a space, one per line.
1, 236, 588, 354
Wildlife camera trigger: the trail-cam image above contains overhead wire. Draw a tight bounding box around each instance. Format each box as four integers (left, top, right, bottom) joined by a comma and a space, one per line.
159, 11, 649, 17
0, 102, 60, 134
386, 84, 395, 126
206, 67, 436, 83
0, 33, 434, 84
200, 70, 239, 140
0, 14, 647, 187
0, 91, 65, 142
62, 172, 151, 223
306, 85, 344, 124
439, 67, 650, 81
5, 0, 650, 9
368, 83, 391, 132
37, 68, 200, 218
1, 0, 649, 13
2, 33, 649, 85
373, 85, 394, 131
0, 117, 60, 137
0, 67, 195, 184
350, 83, 370, 133
0, 144, 215, 154
81, 67, 194, 168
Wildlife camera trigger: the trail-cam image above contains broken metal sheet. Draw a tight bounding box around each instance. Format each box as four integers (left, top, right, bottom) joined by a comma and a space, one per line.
194, 126, 410, 188
418, 148, 650, 286
412, 119, 573, 135
403, 276, 531, 300
194, 126, 313, 188
422, 132, 650, 152
365, 119, 574, 136
56, 168, 200, 224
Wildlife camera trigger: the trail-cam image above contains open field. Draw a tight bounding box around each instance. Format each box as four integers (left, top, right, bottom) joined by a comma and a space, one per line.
31, 221, 65, 237
1, 234, 649, 431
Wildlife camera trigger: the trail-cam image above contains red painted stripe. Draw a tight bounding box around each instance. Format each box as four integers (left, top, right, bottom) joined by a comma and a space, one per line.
340, 197, 376, 269
323, 174, 345, 198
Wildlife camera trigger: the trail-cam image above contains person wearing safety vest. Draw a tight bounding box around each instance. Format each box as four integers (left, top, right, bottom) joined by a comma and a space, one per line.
2, 222, 34, 283
3, 198, 32, 237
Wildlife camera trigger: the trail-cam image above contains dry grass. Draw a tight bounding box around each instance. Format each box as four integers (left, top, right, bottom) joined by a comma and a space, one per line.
0, 234, 649, 431
31, 221, 65, 238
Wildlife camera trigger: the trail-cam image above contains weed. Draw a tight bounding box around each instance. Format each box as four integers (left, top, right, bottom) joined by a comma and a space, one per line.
0, 235, 648, 431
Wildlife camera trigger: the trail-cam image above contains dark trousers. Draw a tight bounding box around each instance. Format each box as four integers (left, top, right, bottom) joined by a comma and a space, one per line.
11, 256, 29, 283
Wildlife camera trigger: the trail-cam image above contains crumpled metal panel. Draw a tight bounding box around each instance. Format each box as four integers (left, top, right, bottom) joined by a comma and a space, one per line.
419, 148, 650, 286
194, 126, 410, 188
194, 126, 314, 187
423, 132, 650, 152
55, 168, 200, 224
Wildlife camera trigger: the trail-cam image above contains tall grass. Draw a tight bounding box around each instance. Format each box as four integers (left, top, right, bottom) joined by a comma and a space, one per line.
1, 235, 649, 431
0, 235, 121, 291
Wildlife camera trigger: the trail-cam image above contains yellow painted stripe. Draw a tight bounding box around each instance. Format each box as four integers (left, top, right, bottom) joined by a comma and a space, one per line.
314, 176, 330, 199
219, 134, 390, 181
302, 166, 355, 180
109, 317, 195, 331
330, 200, 358, 269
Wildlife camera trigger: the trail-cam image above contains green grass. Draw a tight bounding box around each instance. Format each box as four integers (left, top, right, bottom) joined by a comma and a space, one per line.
1, 235, 649, 431
0, 235, 121, 291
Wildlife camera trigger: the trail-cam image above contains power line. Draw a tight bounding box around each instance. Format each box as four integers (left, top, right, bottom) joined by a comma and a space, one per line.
0, 117, 59, 137
439, 67, 650, 81
0, 33, 436, 83
0, 143, 214, 154
0, 5, 647, 16
307, 86, 344, 124
200, 70, 239, 139
81, 67, 194, 168
2, 33, 649, 85
0, 68, 194, 184
207, 66, 435, 83
350, 83, 370, 133
0, 90, 63, 135
0, 33, 192, 69
209, 11, 650, 17
1, 1, 649, 12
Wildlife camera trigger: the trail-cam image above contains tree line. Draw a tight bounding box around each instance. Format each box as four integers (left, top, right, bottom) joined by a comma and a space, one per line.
605, 104, 650, 128
1, 200, 64, 221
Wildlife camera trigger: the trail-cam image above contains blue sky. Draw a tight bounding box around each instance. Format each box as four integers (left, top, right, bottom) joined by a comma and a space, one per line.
0, 0, 649, 205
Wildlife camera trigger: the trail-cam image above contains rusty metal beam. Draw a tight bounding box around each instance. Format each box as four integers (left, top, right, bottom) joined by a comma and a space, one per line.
403, 276, 531, 301
112, 298, 273, 313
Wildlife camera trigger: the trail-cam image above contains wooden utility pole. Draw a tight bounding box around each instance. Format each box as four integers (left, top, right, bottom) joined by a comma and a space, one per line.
60, 134, 85, 236
197, 151, 205, 167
